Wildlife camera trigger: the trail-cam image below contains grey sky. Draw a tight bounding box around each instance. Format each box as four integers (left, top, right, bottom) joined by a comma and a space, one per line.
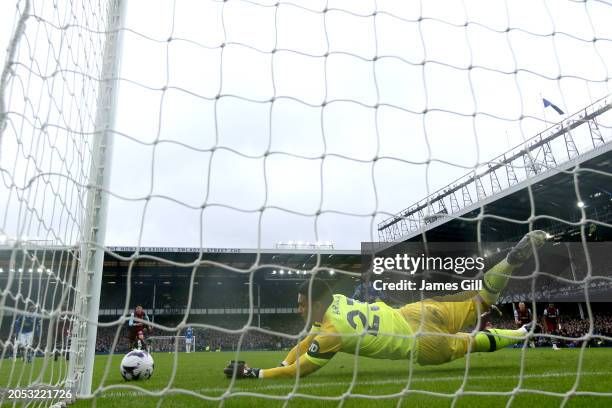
1, 0, 611, 249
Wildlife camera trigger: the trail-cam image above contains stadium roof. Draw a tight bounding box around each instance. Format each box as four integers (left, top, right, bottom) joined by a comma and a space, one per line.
401, 145, 612, 243
99, 247, 361, 280
378, 96, 612, 243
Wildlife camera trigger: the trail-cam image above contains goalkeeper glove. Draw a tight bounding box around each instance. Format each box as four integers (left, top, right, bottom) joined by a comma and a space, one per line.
506, 230, 547, 266
224, 360, 261, 379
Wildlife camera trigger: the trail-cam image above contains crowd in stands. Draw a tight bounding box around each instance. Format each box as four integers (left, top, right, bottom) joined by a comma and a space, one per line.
3, 306, 611, 358
91, 316, 306, 353
556, 314, 612, 347
483, 309, 612, 348
95, 328, 131, 353
86, 309, 612, 354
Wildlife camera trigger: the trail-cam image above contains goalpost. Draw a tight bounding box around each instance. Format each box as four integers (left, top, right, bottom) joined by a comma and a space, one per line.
65, 0, 126, 398
1, 0, 612, 407
0, 0, 124, 404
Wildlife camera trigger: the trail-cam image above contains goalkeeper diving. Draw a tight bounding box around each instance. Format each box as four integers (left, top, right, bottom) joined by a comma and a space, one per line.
224, 231, 547, 379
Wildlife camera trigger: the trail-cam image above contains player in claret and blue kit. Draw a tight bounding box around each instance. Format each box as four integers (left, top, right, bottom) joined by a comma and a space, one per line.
514, 302, 535, 348
128, 305, 151, 351
225, 231, 547, 379
543, 303, 561, 350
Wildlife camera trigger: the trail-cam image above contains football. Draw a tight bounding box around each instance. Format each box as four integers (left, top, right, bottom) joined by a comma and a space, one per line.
120, 350, 154, 381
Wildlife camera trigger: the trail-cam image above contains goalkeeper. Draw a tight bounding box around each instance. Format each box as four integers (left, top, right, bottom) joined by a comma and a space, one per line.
225, 231, 547, 379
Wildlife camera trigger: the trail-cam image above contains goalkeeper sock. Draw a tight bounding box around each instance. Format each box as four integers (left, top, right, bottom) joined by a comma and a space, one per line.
479, 260, 516, 305
473, 328, 525, 352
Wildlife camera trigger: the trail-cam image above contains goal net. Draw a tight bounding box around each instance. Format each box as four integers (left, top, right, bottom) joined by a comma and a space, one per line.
1, 0, 611, 406
0, 0, 122, 405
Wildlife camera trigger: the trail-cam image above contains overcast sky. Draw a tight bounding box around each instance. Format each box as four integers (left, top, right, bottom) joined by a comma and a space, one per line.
1, 0, 611, 249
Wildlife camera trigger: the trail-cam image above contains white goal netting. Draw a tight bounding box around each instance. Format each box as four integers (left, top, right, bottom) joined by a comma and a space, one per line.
1, 0, 121, 405
1, 0, 612, 406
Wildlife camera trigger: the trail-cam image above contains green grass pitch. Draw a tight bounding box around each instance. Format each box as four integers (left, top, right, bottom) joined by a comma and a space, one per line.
2, 348, 612, 407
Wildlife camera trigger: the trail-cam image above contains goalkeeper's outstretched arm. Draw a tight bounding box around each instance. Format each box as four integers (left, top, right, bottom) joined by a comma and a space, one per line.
280, 324, 321, 366
280, 333, 317, 366
267, 326, 339, 378
225, 279, 338, 380
225, 329, 340, 379
262, 354, 323, 378
224, 353, 325, 379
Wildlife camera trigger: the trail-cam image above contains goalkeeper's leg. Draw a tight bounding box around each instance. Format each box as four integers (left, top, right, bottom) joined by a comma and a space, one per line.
470, 325, 535, 353
478, 230, 547, 306
413, 230, 548, 334
417, 324, 537, 365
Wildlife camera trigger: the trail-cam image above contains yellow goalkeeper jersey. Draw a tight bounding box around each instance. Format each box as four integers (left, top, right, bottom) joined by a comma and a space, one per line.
305, 294, 415, 366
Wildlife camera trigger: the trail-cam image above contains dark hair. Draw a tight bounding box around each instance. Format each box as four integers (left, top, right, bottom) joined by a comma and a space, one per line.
298, 278, 333, 305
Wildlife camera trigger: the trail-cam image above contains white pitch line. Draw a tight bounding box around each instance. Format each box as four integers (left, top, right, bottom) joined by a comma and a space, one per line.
94, 370, 612, 399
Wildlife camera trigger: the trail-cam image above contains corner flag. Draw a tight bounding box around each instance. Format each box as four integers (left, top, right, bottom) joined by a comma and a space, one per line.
542, 98, 564, 115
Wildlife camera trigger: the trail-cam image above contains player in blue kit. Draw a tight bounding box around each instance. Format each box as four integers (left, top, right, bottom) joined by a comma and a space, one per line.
14, 305, 41, 363
185, 326, 194, 353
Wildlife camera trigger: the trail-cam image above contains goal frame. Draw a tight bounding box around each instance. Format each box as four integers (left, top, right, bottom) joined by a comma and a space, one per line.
66, 0, 127, 397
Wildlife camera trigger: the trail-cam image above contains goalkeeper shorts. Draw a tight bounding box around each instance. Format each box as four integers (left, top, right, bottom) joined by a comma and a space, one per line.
399, 297, 482, 365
